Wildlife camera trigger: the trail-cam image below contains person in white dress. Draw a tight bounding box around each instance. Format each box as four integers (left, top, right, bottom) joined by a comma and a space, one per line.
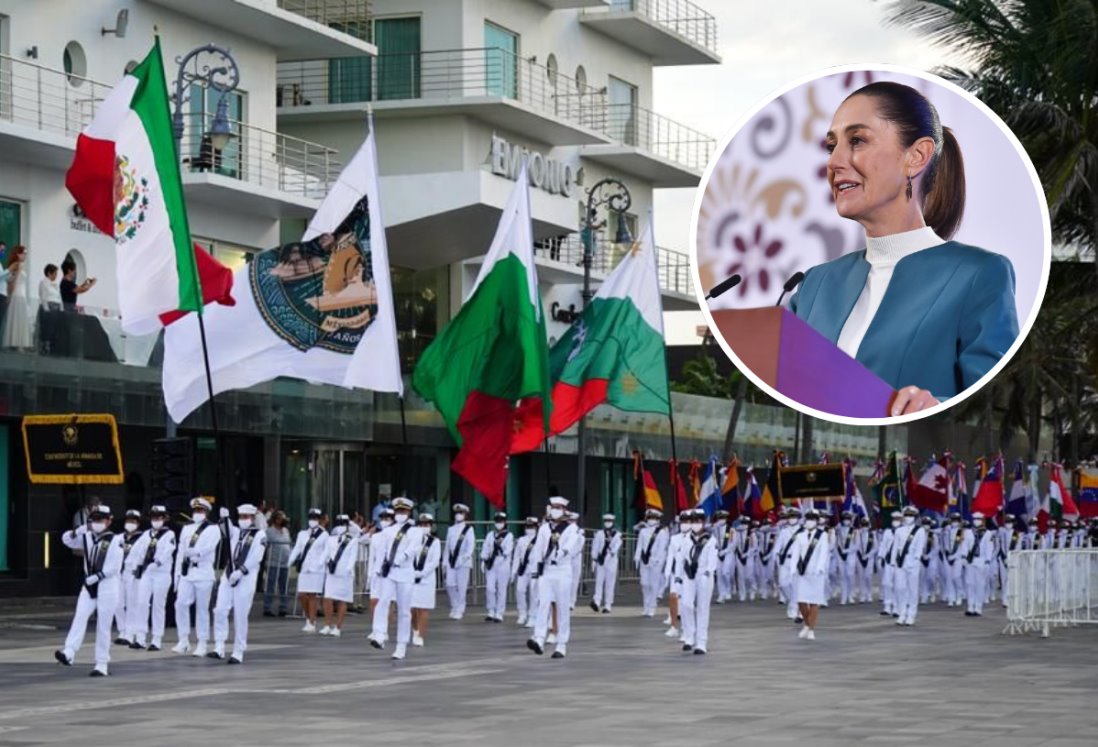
410, 513, 442, 647
286, 508, 330, 632
320, 514, 360, 637
793, 509, 830, 640
2, 245, 34, 350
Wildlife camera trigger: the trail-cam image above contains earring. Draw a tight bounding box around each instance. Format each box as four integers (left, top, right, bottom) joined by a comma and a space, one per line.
905, 175, 913, 201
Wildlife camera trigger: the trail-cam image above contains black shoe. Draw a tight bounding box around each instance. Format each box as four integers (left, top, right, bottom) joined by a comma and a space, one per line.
551, 650, 565, 659
794, 617, 803, 624
693, 649, 706, 655
113, 637, 128, 646
54, 650, 72, 666
206, 651, 223, 660
89, 669, 107, 677
484, 616, 494, 623
601, 608, 610, 614
278, 611, 288, 618
147, 644, 161, 652
128, 641, 145, 650
227, 657, 242, 665
879, 611, 890, 616
589, 601, 600, 612
527, 639, 543, 656
973, 612, 982, 617
891, 613, 899, 618
368, 638, 383, 650
682, 644, 693, 652
963, 611, 974, 617
263, 611, 275, 618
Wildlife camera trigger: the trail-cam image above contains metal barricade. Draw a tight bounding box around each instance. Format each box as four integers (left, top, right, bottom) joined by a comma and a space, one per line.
1004, 549, 1098, 637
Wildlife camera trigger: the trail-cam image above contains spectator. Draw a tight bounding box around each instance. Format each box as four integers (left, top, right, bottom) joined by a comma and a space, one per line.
59, 259, 96, 312
0, 241, 9, 335
255, 500, 270, 532
2, 245, 33, 350
39, 264, 61, 312
263, 511, 292, 617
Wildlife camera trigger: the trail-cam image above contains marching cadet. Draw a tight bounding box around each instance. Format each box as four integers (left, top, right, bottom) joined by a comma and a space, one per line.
411, 513, 441, 647
113, 509, 144, 646
368, 496, 425, 660
890, 506, 926, 626
320, 514, 360, 637
210, 504, 267, 663
940, 513, 965, 607
711, 511, 734, 603
1023, 517, 1040, 549
998, 514, 1024, 606
286, 507, 330, 633
854, 515, 876, 603
589, 513, 622, 614
129, 505, 176, 651
835, 511, 858, 605
733, 518, 758, 602
56, 504, 124, 676
679, 509, 718, 655
961, 512, 995, 616
775, 509, 803, 620
793, 509, 830, 640
481, 511, 514, 623
444, 503, 476, 620
634, 508, 668, 618
919, 517, 941, 604
755, 520, 778, 600
366, 508, 394, 614
172, 497, 222, 657
878, 513, 900, 617
663, 511, 691, 640
512, 517, 540, 627
526, 496, 583, 658
568, 511, 585, 611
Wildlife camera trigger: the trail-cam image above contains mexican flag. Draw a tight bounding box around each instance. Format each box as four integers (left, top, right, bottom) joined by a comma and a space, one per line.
65, 40, 231, 334
412, 161, 551, 508
510, 219, 669, 453
1041, 462, 1079, 530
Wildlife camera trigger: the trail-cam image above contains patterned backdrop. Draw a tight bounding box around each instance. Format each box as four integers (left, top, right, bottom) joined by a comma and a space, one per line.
694, 69, 1047, 321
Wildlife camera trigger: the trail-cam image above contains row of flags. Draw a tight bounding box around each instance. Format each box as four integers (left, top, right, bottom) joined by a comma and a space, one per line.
67, 41, 672, 510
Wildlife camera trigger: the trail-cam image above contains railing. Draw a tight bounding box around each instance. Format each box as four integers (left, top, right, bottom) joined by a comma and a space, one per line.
277, 48, 608, 131
276, 0, 373, 39
534, 235, 694, 297
0, 53, 110, 139
179, 112, 340, 198
590, 0, 719, 56
1004, 549, 1098, 637
604, 102, 714, 173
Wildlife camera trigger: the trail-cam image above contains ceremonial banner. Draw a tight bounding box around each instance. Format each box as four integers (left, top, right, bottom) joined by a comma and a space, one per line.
22, 414, 124, 485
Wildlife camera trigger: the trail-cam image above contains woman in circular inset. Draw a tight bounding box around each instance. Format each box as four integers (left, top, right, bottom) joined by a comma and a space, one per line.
789, 81, 1018, 415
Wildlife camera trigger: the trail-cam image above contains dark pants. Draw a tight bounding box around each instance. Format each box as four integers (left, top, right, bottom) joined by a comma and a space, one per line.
264, 566, 290, 614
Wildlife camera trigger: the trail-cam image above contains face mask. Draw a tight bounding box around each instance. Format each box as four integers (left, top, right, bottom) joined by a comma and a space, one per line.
308, 519, 319, 529
646, 519, 658, 527
193, 513, 207, 524
395, 513, 409, 525
151, 519, 164, 530
891, 522, 900, 529
842, 520, 852, 527
454, 513, 466, 523
974, 520, 984, 528
549, 508, 564, 520
90, 521, 107, 534
692, 523, 705, 533
380, 518, 393, 528
805, 520, 817, 530
679, 524, 689, 534
904, 517, 915, 526
494, 522, 506, 531
124, 522, 138, 533
604, 521, 614, 529
525, 528, 536, 537
239, 518, 253, 530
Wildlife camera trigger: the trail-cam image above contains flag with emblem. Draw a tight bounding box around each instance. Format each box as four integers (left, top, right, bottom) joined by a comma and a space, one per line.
510, 217, 669, 453
720, 456, 740, 513
697, 456, 723, 517
64, 39, 234, 334
972, 454, 1005, 517
743, 467, 763, 520
412, 160, 550, 509
1075, 467, 1098, 518
1042, 462, 1079, 526
872, 451, 903, 526
910, 454, 951, 514
632, 450, 663, 512
759, 450, 783, 516
1005, 460, 1030, 518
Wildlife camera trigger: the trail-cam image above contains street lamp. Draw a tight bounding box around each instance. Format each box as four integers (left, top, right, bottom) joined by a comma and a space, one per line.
169, 43, 240, 155
575, 177, 632, 520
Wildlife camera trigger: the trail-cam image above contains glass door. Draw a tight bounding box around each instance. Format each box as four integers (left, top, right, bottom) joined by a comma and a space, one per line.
484, 22, 518, 98
607, 75, 638, 146
377, 17, 421, 100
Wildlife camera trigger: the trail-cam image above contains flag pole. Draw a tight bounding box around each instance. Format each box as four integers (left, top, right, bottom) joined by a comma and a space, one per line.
649, 209, 679, 504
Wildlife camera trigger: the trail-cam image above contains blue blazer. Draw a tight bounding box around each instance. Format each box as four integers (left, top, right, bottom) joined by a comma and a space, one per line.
789, 241, 1019, 398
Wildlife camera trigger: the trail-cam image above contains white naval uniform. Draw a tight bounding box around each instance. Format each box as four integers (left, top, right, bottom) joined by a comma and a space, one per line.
443, 521, 476, 618
60, 528, 124, 669
287, 526, 330, 595
854, 528, 876, 602
174, 521, 222, 647
777, 524, 804, 618
755, 528, 777, 599
733, 528, 758, 601
890, 522, 926, 625
113, 530, 143, 642
919, 528, 941, 603
998, 529, 1023, 605
129, 525, 176, 647
940, 526, 965, 605
664, 530, 689, 609
634, 523, 669, 616
679, 531, 719, 652
835, 525, 858, 604
481, 528, 515, 620
792, 527, 830, 605
590, 528, 622, 611
531, 520, 583, 649
511, 531, 538, 624
570, 530, 585, 609
411, 532, 441, 610
960, 527, 995, 614
323, 529, 360, 604
213, 524, 268, 659
878, 528, 897, 613
370, 521, 426, 646
712, 522, 734, 602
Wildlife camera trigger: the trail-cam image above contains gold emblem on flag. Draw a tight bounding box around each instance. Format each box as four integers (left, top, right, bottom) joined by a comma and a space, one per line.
621, 373, 639, 395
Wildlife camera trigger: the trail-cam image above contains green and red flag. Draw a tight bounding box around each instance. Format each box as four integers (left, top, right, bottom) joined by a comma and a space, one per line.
412, 161, 550, 508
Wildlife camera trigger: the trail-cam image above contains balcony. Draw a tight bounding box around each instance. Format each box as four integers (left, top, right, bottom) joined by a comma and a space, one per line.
144, 0, 377, 60
276, 48, 611, 146
535, 0, 610, 8
581, 0, 720, 66
0, 53, 111, 168
532, 236, 696, 309
581, 103, 714, 187
178, 112, 339, 217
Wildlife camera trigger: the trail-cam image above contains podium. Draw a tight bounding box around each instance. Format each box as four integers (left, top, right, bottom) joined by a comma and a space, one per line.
711, 307, 896, 418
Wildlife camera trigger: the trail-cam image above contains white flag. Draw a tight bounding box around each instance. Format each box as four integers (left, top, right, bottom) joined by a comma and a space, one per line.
162, 122, 403, 423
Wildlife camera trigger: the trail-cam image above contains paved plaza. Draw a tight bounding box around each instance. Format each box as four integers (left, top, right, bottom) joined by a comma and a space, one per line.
0, 586, 1095, 746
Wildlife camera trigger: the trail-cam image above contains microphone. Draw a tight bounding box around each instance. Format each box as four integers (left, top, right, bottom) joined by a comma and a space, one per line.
775, 271, 805, 307
705, 274, 742, 301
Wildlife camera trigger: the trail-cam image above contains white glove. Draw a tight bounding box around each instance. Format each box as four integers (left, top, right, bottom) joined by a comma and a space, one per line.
219, 507, 230, 520
84, 574, 100, 586
228, 570, 243, 586
74, 525, 88, 537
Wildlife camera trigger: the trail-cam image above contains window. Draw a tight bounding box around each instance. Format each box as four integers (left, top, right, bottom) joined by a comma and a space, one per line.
0, 199, 21, 259
328, 16, 421, 104
607, 75, 638, 146
546, 53, 558, 89
63, 41, 86, 87
484, 22, 518, 98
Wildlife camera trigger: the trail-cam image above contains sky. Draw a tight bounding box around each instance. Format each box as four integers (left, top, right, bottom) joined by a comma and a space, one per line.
652, 0, 967, 344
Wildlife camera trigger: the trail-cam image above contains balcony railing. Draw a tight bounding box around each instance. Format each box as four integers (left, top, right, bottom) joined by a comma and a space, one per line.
603, 102, 714, 172
277, 47, 608, 131
534, 235, 693, 297
179, 112, 340, 198
593, 0, 719, 56
276, 0, 373, 40
0, 53, 111, 140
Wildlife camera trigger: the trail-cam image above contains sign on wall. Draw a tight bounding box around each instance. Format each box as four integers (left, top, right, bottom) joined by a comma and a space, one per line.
490, 134, 577, 198
21, 414, 124, 484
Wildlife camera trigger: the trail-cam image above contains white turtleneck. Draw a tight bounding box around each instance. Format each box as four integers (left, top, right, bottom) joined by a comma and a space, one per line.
836, 226, 945, 358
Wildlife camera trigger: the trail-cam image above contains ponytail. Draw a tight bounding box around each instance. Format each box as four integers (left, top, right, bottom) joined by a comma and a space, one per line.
921, 126, 965, 240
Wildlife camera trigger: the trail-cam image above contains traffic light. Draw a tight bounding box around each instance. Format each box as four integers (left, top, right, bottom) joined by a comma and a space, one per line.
151, 437, 193, 512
